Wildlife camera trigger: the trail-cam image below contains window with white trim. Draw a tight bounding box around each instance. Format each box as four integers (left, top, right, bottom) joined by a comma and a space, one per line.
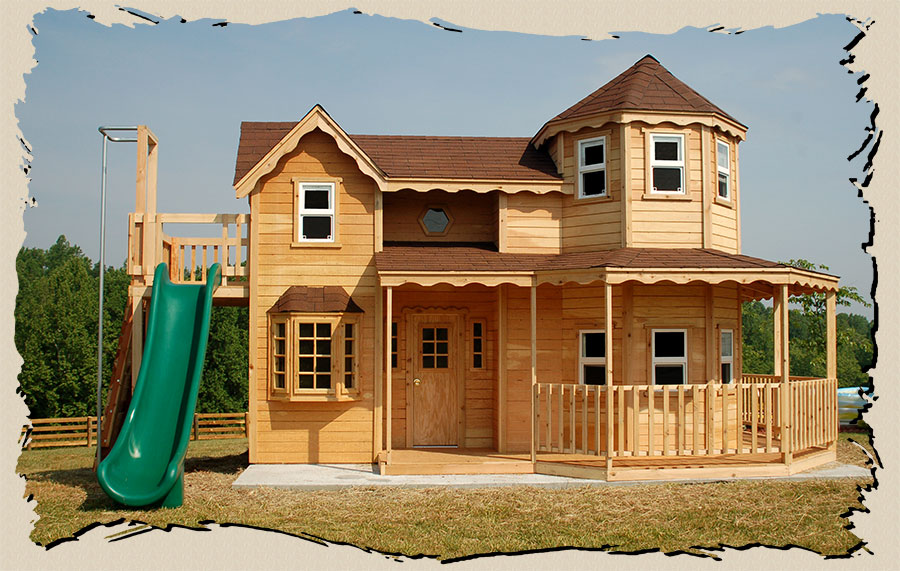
717, 140, 731, 200
296, 182, 335, 242
579, 330, 606, 385
720, 329, 734, 383
652, 329, 687, 385
269, 313, 359, 399
651, 134, 685, 193
577, 136, 607, 198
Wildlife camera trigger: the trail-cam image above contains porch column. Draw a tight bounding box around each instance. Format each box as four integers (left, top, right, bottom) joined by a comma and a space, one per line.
530, 280, 537, 463
605, 282, 614, 472
826, 291, 837, 380
497, 285, 507, 453
774, 284, 792, 466
385, 286, 393, 464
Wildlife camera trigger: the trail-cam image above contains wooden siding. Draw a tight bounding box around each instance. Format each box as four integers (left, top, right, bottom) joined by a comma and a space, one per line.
505, 192, 562, 254
251, 128, 377, 463
383, 189, 495, 244
559, 125, 623, 253
500, 282, 744, 453
388, 285, 497, 449
629, 122, 705, 249
709, 131, 740, 253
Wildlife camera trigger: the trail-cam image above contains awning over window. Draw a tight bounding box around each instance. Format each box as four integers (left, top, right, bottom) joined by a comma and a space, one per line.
268, 286, 364, 314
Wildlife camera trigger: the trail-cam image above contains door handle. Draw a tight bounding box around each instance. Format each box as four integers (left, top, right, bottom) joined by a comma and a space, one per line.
413, 378, 422, 386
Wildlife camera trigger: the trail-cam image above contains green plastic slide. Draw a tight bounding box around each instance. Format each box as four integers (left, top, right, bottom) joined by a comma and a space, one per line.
98, 263, 221, 508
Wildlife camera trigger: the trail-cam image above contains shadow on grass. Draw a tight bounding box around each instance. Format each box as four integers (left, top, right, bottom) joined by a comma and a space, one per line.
184, 450, 248, 474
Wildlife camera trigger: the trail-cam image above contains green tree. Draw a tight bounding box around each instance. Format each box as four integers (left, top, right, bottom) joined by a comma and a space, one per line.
197, 305, 249, 413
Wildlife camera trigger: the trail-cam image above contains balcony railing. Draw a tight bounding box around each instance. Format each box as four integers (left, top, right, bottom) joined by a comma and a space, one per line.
128, 212, 249, 287
533, 377, 837, 459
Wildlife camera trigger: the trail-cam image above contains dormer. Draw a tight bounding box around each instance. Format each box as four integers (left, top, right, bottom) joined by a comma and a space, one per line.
532, 55, 749, 254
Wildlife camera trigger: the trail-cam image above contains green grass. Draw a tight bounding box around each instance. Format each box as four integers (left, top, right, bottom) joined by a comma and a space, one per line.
17, 436, 874, 560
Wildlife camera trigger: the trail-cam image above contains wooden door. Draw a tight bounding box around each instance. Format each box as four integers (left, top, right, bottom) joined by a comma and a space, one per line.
410, 315, 459, 447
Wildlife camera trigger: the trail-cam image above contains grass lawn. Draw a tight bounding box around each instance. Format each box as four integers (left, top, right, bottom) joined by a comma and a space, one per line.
17, 432, 876, 560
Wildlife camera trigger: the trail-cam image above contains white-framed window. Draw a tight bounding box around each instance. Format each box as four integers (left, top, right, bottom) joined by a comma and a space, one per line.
296, 181, 335, 242
579, 330, 606, 385
269, 313, 359, 400
577, 136, 607, 198
717, 140, 731, 200
720, 329, 734, 383
650, 134, 685, 194
652, 329, 687, 385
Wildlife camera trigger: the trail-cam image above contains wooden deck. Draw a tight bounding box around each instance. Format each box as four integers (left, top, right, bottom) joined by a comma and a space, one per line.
378, 445, 836, 481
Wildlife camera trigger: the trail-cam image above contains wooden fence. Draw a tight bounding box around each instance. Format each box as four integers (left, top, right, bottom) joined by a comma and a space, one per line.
533, 378, 837, 459
20, 412, 249, 450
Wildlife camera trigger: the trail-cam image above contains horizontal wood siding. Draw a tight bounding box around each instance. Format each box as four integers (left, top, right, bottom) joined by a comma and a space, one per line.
252, 128, 376, 463
383, 189, 495, 244
390, 285, 497, 449
560, 125, 623, 253
630, 122, 704, 249
505, 192, 562, 254
710, 131, 740, 253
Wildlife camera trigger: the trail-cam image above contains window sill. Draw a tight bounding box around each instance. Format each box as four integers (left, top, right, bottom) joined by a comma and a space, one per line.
642, 192, 692, 201
290, 241, 343, 249
270, 391, 362, 402
574, 194, 615, 204
714, 196, 734, 208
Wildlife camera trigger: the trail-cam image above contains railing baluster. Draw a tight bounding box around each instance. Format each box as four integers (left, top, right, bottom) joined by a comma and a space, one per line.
569, 385, 576, 454
582, 385, 588, 455
662, 385, 670, 456
677, 385, 685, 455
692, 384, 700, 456
647, 387, 655, 457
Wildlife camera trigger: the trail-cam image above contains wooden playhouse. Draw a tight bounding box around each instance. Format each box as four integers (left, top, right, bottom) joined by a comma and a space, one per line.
116, 55, 841, 481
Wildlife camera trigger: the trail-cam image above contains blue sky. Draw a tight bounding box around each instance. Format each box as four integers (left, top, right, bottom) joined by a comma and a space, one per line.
17, 9, 873, 314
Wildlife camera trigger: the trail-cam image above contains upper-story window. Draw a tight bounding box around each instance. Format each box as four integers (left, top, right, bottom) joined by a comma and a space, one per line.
294, 180, 337, 243
650, 134, 685, 194
577, 136, 607, 198
419, 205, 454, 236
717, 140, 731, 201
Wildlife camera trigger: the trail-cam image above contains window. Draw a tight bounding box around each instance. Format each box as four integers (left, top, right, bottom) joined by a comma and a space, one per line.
269, 313, 358, 399
579, 330, 606, 385
720, 329, 733, 383
295, 180, 336, 242
577, 136, 607, 198
471, 321, 485, 369
650, 134, 685, 193
391, 321, 398, 369
418, 205, 454, 236
717, 140, 731, 200
652, 329, 687, 385
421, 326, 449, 369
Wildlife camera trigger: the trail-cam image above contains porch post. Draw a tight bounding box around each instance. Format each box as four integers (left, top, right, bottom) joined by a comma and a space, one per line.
605, 281, 614, 472
775, 284, 792, 466
530, 280, 537, 463
497, 285, 507, 453
826, 291, 837, 380
385, 286, 393, 465
373, 279, 383, 462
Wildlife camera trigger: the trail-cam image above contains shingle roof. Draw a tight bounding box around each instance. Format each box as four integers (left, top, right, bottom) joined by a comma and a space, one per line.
374, 244, 785, 273
267, 286, 364, 314
547, 55, 743, 126
232, 123, 562, 186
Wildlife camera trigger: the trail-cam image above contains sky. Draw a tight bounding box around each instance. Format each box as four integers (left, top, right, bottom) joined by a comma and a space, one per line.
16, 9, 874, 315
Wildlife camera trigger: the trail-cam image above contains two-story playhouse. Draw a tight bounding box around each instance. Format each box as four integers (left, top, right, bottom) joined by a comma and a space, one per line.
120, 55, 842, 481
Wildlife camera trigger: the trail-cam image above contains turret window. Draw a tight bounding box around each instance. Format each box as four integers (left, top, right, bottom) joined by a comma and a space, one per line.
650, 134, 685, 194
577, 136, 607, 198
717, 140, 731, 200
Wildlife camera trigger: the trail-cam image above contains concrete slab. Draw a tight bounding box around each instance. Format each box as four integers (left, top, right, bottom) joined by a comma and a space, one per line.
231, 462, 871, 491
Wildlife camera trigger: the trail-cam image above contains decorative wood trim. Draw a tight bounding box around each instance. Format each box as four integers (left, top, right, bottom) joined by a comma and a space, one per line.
384, 179, 567, 195
379, 272, 534, 288
532, 109, 748, 148
234, 105, 387, 198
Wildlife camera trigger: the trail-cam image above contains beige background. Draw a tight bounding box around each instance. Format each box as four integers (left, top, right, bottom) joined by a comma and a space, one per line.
2, 1, 897, 569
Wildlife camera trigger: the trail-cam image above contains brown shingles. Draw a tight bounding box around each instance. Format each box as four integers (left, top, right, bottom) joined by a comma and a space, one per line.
374, 245, 785, 273
547, 55, 744, 127
232, 122, 562, 186
268, 286, 364, 314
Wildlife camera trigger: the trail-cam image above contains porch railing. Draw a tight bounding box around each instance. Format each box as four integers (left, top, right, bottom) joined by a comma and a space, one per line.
533, 378, 837, 459
128, 212, 249, 286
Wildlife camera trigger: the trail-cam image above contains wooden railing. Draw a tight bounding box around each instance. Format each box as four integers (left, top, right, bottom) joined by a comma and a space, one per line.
534, 378, 837, 460
21, 412, 249, 450
129, 212, 249, 286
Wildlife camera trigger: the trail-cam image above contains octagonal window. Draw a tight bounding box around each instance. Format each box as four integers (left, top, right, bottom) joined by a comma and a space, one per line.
419, 206, 453, 236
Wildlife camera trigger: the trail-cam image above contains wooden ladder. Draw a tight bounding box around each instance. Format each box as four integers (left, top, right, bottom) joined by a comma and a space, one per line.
95, 301, 135, 468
